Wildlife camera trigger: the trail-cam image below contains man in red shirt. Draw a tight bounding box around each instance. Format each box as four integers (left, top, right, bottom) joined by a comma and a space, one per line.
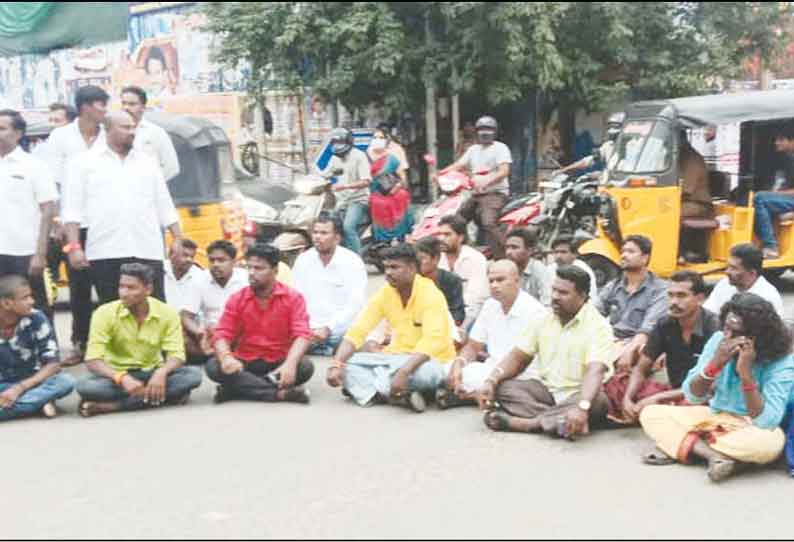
207, 244, 314, 404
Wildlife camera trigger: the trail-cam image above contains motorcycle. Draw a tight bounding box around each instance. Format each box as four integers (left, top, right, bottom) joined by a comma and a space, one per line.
529, 171, 603, 253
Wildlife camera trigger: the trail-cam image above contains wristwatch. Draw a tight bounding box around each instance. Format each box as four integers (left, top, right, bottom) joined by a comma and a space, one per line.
577, 399, 592, 412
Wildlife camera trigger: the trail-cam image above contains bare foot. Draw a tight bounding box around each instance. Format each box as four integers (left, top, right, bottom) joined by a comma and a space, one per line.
41, 402, 57, 419
79, 400, 121, 418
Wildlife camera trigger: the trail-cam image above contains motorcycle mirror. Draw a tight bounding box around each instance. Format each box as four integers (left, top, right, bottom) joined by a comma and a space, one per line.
423, 154, 437, 166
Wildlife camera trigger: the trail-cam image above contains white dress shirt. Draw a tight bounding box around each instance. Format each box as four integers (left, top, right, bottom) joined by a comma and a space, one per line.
439, 245, 490, 321
164, 261, 205, 312
61, 144, 179, 262
44, 120, 105, 186
134, 118, 180, 181
0, 147, 58, 256
292, 246, 368, 337
461, 291, 547, 393
703, 276, 785, 319
184, 267, 249, 327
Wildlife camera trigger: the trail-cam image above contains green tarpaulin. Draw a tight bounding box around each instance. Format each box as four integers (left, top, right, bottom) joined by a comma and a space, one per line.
0, 2, 128, 56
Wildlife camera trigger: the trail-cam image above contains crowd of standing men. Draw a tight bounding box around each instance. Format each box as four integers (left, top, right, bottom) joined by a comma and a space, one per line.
1, 88, 794, 484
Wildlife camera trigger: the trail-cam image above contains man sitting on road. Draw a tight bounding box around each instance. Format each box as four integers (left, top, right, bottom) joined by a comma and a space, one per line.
76, 264, 202, 417
326, 244, 456, 413
597, 235, 668, 374
703, 243, 785, 319
207, 244, 314, 405
505, 228, 552, 307
164, 239, 206, 364
439, 260, 545, 409
548, 236, 597, 300
640, 293, 794, 483
438, 214, 490, 332
0, 275, 74, 421
293, 212, 368, 356
181, 240, 249, 364
605, 271, 720, 425
478, 266, 614, 439
416, 236, 466, 327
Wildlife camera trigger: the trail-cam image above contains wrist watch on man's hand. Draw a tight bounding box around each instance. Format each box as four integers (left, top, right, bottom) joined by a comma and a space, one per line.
577, 400, 591, 412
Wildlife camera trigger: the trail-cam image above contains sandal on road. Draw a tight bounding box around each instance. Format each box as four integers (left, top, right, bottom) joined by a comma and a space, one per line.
643, 448, 676, 466
707, 457, 737, 483
78, 400, 96, 418
483, 410, 511, 432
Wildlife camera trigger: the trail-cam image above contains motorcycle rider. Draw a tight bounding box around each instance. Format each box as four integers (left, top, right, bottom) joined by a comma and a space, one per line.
556, 112, 624, 178
438, 116, 512, 259
325, 127, 372, 255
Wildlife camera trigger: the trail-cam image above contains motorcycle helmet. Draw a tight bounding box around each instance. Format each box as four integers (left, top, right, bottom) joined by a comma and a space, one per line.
606, 112, 625, 142
475, 115, 498, 144
330, 127, 354, 156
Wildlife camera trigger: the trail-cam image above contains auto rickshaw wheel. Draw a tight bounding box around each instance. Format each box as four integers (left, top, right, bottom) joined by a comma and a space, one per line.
580, 253, 621, 290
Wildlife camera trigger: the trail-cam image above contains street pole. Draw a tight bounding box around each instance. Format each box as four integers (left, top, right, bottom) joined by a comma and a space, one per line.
425, 10, 438, 200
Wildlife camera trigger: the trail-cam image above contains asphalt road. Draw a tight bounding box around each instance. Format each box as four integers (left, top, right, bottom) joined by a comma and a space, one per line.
6, 272, 794, 539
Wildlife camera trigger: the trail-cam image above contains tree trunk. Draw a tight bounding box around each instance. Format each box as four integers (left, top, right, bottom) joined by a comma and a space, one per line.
558, 97, 576, 166
425, 11, 438, 200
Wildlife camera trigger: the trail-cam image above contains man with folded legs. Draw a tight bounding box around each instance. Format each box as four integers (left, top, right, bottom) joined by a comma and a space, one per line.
478, 265, 614, 439
439, 260, 545, 409
76, 263, 202, 417
326, 244, 456, 413
0, 275, 74, 421
206, 244, 315, 405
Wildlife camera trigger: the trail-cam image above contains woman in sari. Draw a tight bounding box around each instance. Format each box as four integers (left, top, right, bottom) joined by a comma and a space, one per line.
368, 130, 413, 243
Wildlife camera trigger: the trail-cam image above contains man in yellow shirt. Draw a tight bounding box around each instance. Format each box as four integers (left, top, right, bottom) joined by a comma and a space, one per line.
76, 263, 202, 417
326, 244, 455, 412
478, 265, 614, 439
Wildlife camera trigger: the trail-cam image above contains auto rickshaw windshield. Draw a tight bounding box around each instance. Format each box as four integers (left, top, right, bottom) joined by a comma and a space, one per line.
614, 119, 673, 174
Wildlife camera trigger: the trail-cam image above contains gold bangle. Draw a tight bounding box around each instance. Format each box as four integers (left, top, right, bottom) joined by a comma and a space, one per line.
113, 371, 127, 386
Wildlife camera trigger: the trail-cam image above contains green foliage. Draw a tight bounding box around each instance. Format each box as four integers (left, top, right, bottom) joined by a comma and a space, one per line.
203, 2, 794, 115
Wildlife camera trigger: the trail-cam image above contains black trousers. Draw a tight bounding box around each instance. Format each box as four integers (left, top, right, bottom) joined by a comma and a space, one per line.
205, 357, 315, 402
0, 254, 50, 321
67, 228, 93, 348
89, 258, 165, 305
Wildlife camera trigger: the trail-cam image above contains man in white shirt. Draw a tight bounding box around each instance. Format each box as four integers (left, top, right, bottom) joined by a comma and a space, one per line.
182, 240, 249, 361
46, 86, 108, 352
293, 212, 368, 356
0, 109, 58, 315
703, 243, 785, 318
437, 214, 490, 332
326, 127, 372, 255
548, 236, 598, 301
439, 260, 546, 408
505, 228, 553, 307
438, 116, 512, 259
164, 238, 203, 312
62, 111, 182, 305
121, 86, 180, 181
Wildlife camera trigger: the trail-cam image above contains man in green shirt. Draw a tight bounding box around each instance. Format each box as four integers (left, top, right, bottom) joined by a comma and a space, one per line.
76, 263, 202, 417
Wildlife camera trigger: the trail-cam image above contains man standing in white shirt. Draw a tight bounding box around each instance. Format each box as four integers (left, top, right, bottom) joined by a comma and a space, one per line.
46, 86, 108, 353
438, 116, 512, 259
293, 212, 368, 356
62, 111, 182, 305
548, 236, 598, 301
439, 260, 546, 408
0, 110, 58, 315
437, 214, 490, 332
181, 240, 249, 361
703, 243, 785, 318
121, 86, 180, 181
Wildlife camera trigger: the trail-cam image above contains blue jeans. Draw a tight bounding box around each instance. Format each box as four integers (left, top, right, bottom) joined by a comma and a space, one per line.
309, 333, 344, 357
754, 192, 794, 249
0, 372, 75, 421
341, 201, 369, 255
76, 367, 202, 411
343, 353, 447, 406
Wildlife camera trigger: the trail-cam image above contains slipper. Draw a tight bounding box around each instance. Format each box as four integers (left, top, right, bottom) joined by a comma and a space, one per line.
707, 457, 737, 482
483, 410, 511, 432
643, 448, 676, 466
78, 400, 95, 418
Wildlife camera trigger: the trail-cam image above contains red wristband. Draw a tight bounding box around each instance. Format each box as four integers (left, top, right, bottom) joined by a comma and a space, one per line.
703, 362, 722, 379
741, 381, 758, 393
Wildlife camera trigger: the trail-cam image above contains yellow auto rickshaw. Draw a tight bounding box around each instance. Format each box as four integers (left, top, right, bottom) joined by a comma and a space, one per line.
577, 90, 794, 287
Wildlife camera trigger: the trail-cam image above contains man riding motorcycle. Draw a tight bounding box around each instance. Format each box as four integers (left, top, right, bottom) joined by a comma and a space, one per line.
325, 127, 372, 255
555, 112, 625, 179
438, 116, 512, 259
